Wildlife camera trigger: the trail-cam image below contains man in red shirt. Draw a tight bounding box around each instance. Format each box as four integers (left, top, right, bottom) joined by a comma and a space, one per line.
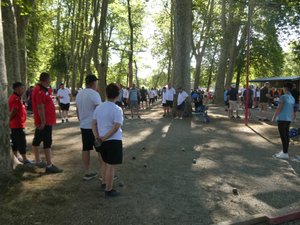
8, 82, 32, 164
32, 72, 63, 173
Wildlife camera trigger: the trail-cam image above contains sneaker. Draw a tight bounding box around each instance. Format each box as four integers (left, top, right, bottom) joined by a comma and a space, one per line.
180, 117, 183, 120
275, 151, 289, 159
45, 164, 63, 173
35, 160, 47, 168
23, 159, 33, 165
105, 189, 120, 197
83, 173, 97, 181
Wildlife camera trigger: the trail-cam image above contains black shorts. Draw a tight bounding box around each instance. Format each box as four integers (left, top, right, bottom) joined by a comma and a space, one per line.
115, 101, 123, 107
166, 100, 173, 108
81, 128, 95, 151
11, 128, 27, 154
162, 103, 167, 107
97, 140, 123, 165
32, 125, 52, 149
177, 102, 185, 111
59, 103, 70, 111
141, 97, 147, 102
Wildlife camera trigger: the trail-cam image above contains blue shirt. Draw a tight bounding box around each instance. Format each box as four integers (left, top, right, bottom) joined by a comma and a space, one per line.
277, 94, 295, 122
129, 88, 138, 101
224, 90, 228, 101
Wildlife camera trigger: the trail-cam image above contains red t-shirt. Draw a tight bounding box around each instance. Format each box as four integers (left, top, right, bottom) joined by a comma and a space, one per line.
32, 84, 56, 126
8, 93, 27, 128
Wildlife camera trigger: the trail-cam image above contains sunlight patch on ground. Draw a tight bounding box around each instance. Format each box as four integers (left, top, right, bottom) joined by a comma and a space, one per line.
161, 123, 172, 138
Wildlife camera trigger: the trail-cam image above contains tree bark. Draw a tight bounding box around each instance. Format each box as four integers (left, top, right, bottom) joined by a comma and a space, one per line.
1, 0, 21, 90
173, 0, 192, 92
127, 0, 134, 87
0, 0, 13, 176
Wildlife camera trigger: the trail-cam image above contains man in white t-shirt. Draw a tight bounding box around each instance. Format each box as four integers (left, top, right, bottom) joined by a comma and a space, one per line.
165, 83, 176, 115
75, 74, 103, 181
57, 83, 71, 123
176, 87, 189, 119
122, 87, 129, 108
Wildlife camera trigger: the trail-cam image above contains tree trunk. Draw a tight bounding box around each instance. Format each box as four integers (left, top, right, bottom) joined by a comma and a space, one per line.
214, 0, 235, 104
170, 0, 175, 84
0, 0, 13, 176
207, 45, 218, 92
1, 0, 21, 90
127, 0, 134, 87
173, 0, 192, 92
134, 60, 139, 88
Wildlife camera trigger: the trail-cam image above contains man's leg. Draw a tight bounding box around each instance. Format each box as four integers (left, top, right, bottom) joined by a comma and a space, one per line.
104, 163, 115, 191
44, 148, 53, 166
82, 151, 91, 174
98, 153, 106, 181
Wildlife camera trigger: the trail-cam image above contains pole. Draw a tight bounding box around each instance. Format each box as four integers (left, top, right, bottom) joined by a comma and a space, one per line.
245, 0, 251, 126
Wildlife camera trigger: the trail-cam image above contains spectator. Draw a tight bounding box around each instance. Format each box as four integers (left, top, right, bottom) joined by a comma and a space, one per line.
57, 83, 71, 123
224, 87, 230, 112
243, 85, 254, 119
259, 82, 272, 120
162, 87, 167, 117
140, 86, 148, 109
75, 74, 103, 181
92, 83, 124, 197
165, 83, 176, 116
8, 82, 32, 164
227, 85, 240, 119
128, 84, 141, 119
31, 72, 63, 173
272, 82, 295, 159
176, 87, 188, 119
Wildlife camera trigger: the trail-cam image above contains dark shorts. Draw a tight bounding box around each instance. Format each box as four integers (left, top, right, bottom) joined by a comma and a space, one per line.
141, 97, 147, 102
162, 103, 167, 107
177, 102, 185, 111
115, 101, 123, 107
59, 103, 70, 111
11, 128, 27, 154
97, 140, 123, 165
81, 128, 95, 151
224, 101, 229, 106
166, 100, 173, 108
32, 125, 52, 149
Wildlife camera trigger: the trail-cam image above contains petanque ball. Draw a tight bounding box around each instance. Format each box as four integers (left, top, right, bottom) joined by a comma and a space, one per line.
232, 188, 239, 195
132, 156, 136, 160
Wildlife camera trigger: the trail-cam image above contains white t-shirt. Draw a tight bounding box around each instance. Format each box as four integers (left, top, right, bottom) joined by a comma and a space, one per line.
93, 101, 123, 141
123, 89, 129, 98
177, 91, 188, 105
166, 87, 176, 101
75, 88, 102, 129
162, 91, 167, 104
149, 90, 155, 98
57, 88, 71, 104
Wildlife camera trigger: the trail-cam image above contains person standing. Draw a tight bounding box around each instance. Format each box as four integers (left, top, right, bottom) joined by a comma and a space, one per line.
243, 85, 254, 119
75, 74, 104, 181
128, 84, 141, 119
227, 85, 240, 119
57, 83, 71, 123
31, 72, 63, 173
291, 83, 299, 121
176, 87, 189, 119
259, 82, 272, 120
165, 83, 176, 116
8, 82, 32, 164
272, 82, 295, 159
162, 87, 167, 117
92, 83, 123, 197
140, 86, 148, 109
224, 87, 230, 112
123, 87, 129, 108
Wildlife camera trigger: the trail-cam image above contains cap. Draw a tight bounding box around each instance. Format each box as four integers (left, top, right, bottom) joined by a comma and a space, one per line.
85, 74, 98, 84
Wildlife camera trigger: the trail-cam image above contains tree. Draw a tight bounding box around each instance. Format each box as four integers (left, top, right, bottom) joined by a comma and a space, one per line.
0, 0, 13, 177
1, 0, 21, 90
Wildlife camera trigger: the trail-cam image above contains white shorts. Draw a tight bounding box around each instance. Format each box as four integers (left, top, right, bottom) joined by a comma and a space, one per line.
229, 100, 238, 110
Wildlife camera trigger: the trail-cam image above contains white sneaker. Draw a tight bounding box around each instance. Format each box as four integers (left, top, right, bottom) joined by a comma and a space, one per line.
275, 151, 289, 159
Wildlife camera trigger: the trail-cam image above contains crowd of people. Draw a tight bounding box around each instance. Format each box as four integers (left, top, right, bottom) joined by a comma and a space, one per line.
7, 72, 300, 198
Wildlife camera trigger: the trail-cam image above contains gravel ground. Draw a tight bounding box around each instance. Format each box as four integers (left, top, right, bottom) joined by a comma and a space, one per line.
0, 103, 299, 225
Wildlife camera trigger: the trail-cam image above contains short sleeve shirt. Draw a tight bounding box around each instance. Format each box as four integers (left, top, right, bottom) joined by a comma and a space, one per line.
75, 88, 102, 129
177, 91, 188, 105
32, 84, 56, 126
277, 94, 295, 122
166, 87, 176, 101
227, 88, 238, 101
57, 88, 71, 104
260, 87, 269, 103
8, 93, 26, 128
129, 88, 138, 101
93, 101, 123, 141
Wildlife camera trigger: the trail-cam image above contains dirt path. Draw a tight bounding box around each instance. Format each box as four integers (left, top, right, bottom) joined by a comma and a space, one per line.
1, 103, 300, 225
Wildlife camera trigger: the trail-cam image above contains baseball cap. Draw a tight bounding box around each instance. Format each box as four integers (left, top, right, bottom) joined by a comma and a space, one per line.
85, 74, 98, 84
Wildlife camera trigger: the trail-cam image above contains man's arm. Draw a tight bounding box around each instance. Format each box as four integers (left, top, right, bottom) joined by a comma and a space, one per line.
9, 109, 17, 121
37, 104, 46, 129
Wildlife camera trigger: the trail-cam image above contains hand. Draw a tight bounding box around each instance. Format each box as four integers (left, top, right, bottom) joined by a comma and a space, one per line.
272, 116, 275, 122
37, 122, 46, 130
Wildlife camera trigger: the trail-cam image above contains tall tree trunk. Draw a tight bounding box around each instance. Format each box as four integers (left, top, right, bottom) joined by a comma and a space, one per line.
0, 0, 13, 176
173, 0, 192, 92
214, 0, 235, 104
1, 0, 21, 90
207, 45, 218, 92
14, 0, 35, 85
127, 0, 134, 87
170, 0, 175, 84
134, 60, 139, 88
